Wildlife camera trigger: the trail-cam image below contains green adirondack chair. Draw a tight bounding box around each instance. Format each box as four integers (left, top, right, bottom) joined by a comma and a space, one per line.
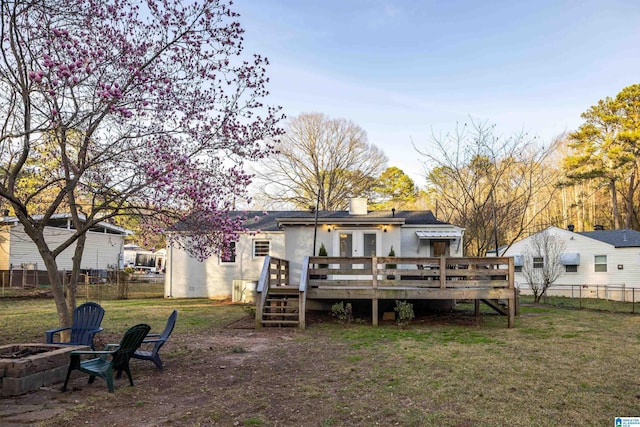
62, 323, 151, 393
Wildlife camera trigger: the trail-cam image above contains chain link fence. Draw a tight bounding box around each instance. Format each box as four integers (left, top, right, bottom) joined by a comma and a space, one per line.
517, 283, 640, 313
0, 267, 165, 300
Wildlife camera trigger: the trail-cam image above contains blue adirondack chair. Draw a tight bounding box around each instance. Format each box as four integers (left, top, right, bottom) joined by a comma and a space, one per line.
62, 323, 151, 393
45, 302, 105, 350
131, 309, 177, 370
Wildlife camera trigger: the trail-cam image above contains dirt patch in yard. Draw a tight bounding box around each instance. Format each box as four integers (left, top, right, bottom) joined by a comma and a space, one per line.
0, 309, 497, 426
1, 313, 353, 426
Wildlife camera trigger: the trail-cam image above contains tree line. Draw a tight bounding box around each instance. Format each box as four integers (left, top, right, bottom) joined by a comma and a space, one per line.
257, 84, 640, 257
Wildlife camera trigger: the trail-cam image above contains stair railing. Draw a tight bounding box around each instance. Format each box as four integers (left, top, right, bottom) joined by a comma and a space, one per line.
255, 256, 272, 329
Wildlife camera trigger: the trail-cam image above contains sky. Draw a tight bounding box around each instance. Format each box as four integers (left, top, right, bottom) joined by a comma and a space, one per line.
233, 0, 640, 185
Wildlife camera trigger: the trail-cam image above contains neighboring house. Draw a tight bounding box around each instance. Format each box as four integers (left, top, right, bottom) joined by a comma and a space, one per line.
502, 225, 640, 289
0, 213, 131, 285
165, 198, 465, 299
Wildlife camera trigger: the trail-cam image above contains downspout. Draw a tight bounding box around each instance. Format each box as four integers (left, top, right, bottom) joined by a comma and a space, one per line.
312, 185, 321, 257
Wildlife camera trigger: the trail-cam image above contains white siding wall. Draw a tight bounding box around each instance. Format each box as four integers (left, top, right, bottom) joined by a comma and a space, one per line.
284, 225, 315, 284
8, 225, 124, 270
166, 223, 466, 298
165, 231, 285, 299
380, 224, 401, 258
504, 226, 640, 287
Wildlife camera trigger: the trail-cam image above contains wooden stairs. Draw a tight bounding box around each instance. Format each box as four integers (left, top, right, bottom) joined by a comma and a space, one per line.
481, 299, 509, 315
258, 285, 301, 327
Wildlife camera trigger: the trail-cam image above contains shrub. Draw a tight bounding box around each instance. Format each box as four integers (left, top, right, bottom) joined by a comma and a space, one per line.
243, 305, 256, 319
331, 301, 353, 324
318, 243, 328, 257
394, 300, 414, 327
387, 245, 397, 268
318, 242, 328, 271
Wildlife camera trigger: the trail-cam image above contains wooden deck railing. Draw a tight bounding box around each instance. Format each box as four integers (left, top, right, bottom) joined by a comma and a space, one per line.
305, 256, 516, 327
307, 256, 513, 286
256, 256, 516, 328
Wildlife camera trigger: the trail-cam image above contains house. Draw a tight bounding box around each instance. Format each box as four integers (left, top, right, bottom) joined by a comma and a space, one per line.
502, 225, 640, 292
165, 198, 465, 300
0, 213, 131, 286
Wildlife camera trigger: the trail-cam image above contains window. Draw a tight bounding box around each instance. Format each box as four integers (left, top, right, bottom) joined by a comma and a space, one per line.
253, 240, 270, 257
514, 266, 523, 273
363, 233, 377, 256
221, 242, 236, 263
565, 265, 578, 273
533, 256, 544, 269
594, 255, 607, 272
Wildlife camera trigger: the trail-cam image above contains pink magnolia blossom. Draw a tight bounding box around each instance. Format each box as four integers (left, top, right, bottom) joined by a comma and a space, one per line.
0, 0, 284, 311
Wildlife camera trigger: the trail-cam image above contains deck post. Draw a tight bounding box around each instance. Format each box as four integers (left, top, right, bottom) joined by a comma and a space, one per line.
508, 288, 516, 328
508, 258, 515, 328
474, 299, 480, 317
372, 299, 378, 326
439, 256, 446, 289
372, 257, 378, 326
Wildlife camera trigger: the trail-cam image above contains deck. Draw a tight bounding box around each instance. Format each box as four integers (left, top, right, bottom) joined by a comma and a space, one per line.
256, 256, 516, 328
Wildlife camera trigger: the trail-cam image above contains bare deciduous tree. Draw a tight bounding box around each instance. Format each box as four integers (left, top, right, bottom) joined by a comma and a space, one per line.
419, 119, 560, 256
254, 113, 387, 210
521, 229, 566, 303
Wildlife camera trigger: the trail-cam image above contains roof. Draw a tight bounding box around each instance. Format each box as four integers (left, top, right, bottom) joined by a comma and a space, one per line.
263, 210, 450, 231
1, 213, 132, 235
173, 209, 453, 232
577, 229, 640, 248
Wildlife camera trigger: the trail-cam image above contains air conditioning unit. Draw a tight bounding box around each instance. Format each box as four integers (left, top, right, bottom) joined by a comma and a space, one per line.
232, 279, 257, 303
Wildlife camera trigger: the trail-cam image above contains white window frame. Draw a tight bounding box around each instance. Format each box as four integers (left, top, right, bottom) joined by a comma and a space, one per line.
253, 240, 270, 258
533, 256, 544, 269
594, 255, 607, 272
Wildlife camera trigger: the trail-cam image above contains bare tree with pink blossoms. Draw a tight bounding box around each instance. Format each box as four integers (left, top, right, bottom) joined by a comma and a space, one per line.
0, 0, 283, 327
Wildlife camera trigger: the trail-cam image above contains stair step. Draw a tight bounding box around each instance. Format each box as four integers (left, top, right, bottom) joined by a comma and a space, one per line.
263, 312, 298, 317
263, 307, 298, 313
261, 320, 299, 325
269, 287, 299, 294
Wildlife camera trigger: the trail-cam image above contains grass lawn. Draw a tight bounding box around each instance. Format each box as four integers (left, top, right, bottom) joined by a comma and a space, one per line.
1, 298, 640, 426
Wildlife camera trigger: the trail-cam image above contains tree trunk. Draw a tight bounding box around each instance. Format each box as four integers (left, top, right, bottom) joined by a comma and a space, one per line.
625, 170, 638, 230
40, 250, 72, 328
66, 233, 87, 315
26, 228, 86, 329
610, 178, 621, 229
533, 291, 542, 304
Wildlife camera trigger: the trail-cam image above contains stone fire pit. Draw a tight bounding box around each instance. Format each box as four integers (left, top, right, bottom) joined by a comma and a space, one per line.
0, 343, 88, 396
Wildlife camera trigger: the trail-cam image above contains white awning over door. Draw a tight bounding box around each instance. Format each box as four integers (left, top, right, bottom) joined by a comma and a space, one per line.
415, 230, 463, 239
